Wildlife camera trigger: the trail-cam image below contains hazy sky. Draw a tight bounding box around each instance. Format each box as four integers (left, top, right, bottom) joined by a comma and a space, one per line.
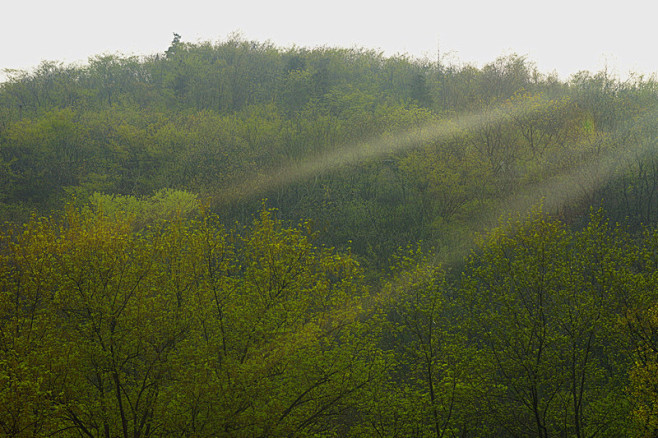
3, 0, 657, 82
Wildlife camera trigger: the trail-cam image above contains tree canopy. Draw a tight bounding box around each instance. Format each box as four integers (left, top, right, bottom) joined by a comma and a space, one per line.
3, 36, 658, 436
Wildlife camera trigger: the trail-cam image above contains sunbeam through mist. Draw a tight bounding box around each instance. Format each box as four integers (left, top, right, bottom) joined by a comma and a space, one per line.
7, 39, 658, 436
212, 96, 553, 206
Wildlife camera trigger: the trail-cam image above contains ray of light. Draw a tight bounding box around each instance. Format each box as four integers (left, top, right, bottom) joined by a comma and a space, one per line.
208, 93, 658, 312
216, 97, 658, 354
210, 96, 551, 206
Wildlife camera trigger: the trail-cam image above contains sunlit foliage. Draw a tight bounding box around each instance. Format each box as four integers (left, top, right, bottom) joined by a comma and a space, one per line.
3, 36, 658, 436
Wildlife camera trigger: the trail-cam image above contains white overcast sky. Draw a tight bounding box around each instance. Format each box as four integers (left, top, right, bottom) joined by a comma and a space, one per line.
2, 0, 656, 82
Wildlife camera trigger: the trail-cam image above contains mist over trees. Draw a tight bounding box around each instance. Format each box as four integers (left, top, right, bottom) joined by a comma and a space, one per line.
3, 34, 658, 436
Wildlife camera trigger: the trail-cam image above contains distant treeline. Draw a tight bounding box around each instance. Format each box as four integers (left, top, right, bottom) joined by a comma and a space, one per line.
2, 36, 658, 269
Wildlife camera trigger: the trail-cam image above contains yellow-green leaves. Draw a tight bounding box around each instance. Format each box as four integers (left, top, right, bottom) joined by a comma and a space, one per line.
0, 206, 378, 437
462, 208, 634, 437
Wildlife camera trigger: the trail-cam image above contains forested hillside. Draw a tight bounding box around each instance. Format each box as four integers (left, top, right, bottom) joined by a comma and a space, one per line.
3, 35, 658, 436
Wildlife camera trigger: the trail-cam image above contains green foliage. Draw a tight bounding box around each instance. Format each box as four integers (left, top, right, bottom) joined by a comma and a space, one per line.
368, 248, 486, 437
5, 36, 658, 436
3, 36, 658, 266
461, 208, 636, 437
86, 188, 200, 228
628, 304, 658, 437
0, 206, 384, 437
